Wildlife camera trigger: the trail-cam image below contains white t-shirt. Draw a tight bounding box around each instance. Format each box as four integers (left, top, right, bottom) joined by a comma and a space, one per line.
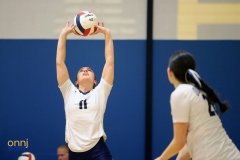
171, 84, 240, 160
59, 78, 112, 152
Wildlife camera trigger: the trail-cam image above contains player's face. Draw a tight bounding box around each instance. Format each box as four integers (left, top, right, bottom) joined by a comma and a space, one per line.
57, 148, 68, 160
76, 67, 96, 86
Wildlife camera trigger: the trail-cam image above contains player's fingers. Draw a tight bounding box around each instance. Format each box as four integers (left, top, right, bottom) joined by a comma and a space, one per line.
71, 24, 76, 29
102, 22, 104, 27
72, 28, 78, 34
94, 25, 101, 30
73, 32, 80, 36
90, 29, 99, 35
97, 22, 103, 27
90, 30, 98, 35
66, 21, 69, 27
73, 30, 81, 36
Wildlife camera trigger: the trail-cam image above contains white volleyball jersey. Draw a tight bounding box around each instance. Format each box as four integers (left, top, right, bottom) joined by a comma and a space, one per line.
171, 84, 240, 160
59, 78, 112, 152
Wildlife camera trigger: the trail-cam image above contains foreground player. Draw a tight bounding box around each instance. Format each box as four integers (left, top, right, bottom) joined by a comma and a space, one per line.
155, 50, 240, 160
56, 22, 114, 160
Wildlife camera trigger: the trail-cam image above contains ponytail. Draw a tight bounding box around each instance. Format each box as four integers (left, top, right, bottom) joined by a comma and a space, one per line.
185, 69, 230, 114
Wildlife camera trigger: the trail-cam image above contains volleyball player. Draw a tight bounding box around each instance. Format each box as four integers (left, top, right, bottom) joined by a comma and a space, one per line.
57, 144, 69, 160
155, 50, 240, 160
56, 22, 114, 160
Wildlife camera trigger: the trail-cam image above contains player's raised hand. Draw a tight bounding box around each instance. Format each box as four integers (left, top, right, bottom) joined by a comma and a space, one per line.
91, 22, 110, 36
61, 22, 76, 36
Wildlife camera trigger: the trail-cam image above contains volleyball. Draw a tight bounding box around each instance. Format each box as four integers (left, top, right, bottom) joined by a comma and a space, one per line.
18, 152, 35, 160
73, 11, 98, 36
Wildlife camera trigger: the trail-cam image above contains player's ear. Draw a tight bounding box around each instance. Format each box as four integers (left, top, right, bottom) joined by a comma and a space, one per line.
167, 67, 173, 77
167, 67, 175, 84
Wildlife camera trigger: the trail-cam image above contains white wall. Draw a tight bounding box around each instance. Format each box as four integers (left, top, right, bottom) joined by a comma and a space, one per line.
0, 0, 147, 39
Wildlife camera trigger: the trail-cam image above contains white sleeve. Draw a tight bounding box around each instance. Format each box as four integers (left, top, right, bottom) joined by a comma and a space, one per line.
58, 79, 75, 106
95, 78, 113, 97
170, 90, 191, 123
95, 78, 113, 111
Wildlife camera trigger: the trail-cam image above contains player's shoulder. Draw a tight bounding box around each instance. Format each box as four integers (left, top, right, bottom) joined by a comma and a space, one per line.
171, 84, 199, 99
173, 84, 194, 94
95, 78, 112, 89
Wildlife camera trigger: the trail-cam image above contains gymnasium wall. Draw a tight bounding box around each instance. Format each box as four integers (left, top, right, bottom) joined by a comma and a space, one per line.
0, 0, 147, 39
0, 0, 240, 160
154, 0, 240, 39
1, 0, 240, 40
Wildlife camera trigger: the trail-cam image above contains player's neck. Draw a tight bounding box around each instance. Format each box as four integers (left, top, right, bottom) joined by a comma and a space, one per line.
78, 84, 93, 93
172, 80, 182, 89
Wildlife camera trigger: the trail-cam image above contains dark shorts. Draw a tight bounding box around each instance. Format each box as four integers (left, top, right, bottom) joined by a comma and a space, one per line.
68, 137, 112, 160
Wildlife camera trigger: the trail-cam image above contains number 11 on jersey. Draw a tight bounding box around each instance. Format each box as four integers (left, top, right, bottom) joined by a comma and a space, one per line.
79, 99, 87, 109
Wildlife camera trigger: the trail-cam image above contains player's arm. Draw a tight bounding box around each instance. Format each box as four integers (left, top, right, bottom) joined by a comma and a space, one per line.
93, 23, 114, 85
176, 144, 191, 160
155, 123, 188, 160
56, 22, 75, 86
102, 28, 114, 85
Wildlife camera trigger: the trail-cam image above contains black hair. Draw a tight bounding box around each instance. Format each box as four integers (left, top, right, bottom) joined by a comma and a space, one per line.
58, 144, 68, 150
169, 50, 196, 83
169, 50, 229, 114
